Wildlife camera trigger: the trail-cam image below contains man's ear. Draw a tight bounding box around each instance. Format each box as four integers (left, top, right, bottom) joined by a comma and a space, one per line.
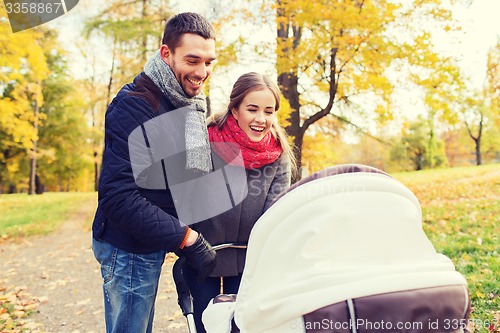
160, 44, 171, 65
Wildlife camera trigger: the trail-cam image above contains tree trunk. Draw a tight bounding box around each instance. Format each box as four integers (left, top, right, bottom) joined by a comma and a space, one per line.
35, 174, 44, 194
106, 41, 117, 108
29, 98, 39, 195
465, 114, 483, 166
278, 71, 301, 178
141, 0, 148, 63
0, 159, 5, 194
428, 124, 435, 168
416, 153, 424, 171
475, 137, 482, 165
94, 151, 99, 191
277, 2, 302, 181
475, 115, 483, 166
92, 103, 99, 191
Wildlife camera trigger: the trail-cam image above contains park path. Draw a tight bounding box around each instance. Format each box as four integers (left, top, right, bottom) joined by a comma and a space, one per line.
0, 205, 187, 333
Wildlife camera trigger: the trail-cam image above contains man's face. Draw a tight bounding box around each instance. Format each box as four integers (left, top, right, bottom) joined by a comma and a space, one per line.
160, 33, 216, 97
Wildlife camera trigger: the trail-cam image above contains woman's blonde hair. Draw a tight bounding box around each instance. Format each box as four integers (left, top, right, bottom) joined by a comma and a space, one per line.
208, 72, 297, 173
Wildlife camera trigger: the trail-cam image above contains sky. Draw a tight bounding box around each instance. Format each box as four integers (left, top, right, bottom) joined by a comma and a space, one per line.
445, 0, 500, 88
41, 0, 500, 110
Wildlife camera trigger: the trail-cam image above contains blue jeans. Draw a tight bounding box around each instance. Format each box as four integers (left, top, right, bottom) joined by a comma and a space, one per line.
92, 238, 167, 333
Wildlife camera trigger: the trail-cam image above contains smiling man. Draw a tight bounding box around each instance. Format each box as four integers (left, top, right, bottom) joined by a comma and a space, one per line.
161, 32, 216, 97
91, 12, 217, 333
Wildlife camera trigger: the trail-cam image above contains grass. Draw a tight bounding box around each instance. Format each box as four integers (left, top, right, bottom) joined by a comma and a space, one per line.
394, 164, 499, 332
0, 192, 97, 239
0, 191, 97, 331
0, 165, 498, 331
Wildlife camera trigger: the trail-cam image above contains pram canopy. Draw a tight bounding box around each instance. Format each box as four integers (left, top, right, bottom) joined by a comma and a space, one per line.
225, 165, 469, 332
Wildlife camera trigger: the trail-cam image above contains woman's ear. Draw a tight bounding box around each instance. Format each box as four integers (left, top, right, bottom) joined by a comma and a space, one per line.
231, 109, 239, 121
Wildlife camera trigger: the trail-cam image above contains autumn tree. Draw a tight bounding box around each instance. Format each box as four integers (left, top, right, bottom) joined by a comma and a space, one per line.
0, 7, 49, 193
410, 50, 462, 168
77, 44, 108, 190
442, 127, 475, 166
482, 38, 500, 162
486, 38, 500, 130
36, 33, 93, 192
301, 131, 339, 175
461, 93, 485, 165
84, 0, 171, 108
455, 40, 500, 166
258, 0, 461, 178
1, 7, 94, 193
391, 122, 426, 171
390, 117, 447, 171
201, 0, 243, 116
82, 0, 172, 188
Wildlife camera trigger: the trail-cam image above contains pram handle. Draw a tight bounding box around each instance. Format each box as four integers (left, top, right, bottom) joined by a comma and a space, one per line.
211, 242, 247, 251
173, 242, 247, 332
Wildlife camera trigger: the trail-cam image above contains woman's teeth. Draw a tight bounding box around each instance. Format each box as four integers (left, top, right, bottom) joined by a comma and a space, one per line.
250, 126, 264, 132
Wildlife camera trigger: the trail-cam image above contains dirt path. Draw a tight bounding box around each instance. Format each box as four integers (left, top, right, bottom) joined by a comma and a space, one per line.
0, 209, 188, 333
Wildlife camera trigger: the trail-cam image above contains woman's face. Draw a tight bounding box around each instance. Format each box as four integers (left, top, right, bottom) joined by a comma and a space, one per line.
232, 88, 277, 142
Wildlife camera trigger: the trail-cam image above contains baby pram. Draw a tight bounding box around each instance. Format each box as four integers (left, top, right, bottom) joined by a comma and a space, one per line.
173, 164, 470, 333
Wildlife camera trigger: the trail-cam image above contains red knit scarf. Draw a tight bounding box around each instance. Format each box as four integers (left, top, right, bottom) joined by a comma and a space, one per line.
208, 114, 282, 169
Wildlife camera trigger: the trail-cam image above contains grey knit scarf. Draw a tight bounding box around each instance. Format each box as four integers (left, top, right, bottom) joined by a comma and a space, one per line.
144, 50, 212, 173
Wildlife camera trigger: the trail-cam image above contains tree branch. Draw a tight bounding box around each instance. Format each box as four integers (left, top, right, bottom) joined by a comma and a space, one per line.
302, 47, 338, 132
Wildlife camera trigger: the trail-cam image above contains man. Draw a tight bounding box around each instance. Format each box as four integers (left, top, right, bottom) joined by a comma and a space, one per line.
92, 12, 217, 333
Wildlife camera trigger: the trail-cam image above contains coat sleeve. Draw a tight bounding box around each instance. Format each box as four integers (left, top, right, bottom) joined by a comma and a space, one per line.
97, 95, 187, 252
263, 154, 292, 212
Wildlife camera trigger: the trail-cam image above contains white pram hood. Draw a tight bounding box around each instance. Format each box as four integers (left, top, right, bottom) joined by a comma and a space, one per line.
232, 167, 467, 333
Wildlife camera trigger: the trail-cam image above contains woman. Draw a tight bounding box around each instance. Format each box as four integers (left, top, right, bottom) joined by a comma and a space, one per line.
184, 72, 296, 332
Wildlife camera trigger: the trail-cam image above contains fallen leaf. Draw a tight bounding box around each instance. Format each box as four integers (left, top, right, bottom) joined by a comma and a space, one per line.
76, 298, 90, 306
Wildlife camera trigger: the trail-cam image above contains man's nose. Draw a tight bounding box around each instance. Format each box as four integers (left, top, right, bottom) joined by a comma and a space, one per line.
194, 64, 208, 79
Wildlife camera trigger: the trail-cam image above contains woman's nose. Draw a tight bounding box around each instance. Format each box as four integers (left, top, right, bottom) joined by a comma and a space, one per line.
255, 111, 265, 122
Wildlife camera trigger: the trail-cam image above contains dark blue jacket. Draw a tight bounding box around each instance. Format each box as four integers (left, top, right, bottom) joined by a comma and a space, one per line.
92, 73, 188, 254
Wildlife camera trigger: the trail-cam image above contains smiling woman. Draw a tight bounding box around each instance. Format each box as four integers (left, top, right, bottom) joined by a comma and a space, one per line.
177, 72, 296, 333
208, 72, 293, 169
231, 89, 277, 142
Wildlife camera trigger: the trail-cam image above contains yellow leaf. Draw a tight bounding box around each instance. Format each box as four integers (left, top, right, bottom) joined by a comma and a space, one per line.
4, 317, 14, 330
